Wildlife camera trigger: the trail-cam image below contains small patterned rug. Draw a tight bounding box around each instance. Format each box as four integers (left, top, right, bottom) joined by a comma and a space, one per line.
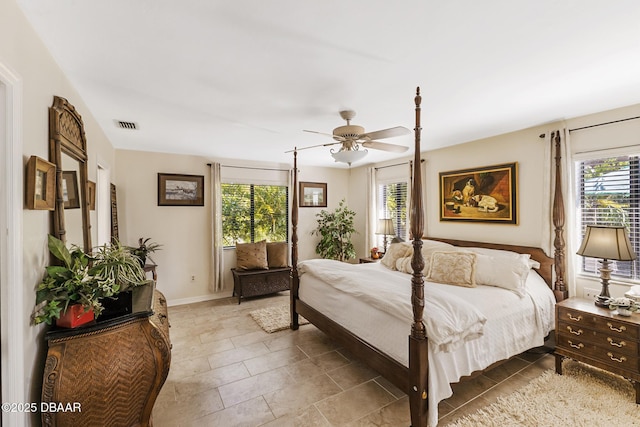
250, 304, 309, 333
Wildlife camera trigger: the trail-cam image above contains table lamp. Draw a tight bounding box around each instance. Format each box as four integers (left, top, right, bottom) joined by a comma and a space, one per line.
576, 225, 636, 307
376, 218, 395, 254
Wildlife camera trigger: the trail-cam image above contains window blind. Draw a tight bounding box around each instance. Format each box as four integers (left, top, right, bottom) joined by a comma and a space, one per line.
377, 181, 408, 245
577, 155, 640, 280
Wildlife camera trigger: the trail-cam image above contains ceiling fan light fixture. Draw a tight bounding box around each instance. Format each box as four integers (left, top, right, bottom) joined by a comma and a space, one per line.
331, 148, 368, 165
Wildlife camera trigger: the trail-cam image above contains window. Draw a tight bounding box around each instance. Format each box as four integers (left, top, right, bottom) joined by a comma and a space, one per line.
221, 183, 288, 247
577, 155, 640, 280
377, 181, 408, 245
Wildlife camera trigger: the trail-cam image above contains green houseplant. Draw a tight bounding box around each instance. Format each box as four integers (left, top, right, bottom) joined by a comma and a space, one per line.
312, 199, 357, 262
127, 237, 162, 266
32, 235, 151, 326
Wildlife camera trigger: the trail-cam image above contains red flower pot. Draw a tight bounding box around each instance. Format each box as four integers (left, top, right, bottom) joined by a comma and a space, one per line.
56, 304, 95, 328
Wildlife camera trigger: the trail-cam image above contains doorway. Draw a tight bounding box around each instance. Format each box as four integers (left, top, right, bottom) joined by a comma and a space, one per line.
0, 62, 25, 427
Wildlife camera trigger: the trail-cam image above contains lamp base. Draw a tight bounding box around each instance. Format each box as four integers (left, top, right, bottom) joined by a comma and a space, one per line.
595, 295, 610, 307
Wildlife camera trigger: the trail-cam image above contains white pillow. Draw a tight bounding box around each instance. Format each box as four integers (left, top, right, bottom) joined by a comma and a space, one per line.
426, 251, 477, 287
463, 246, 540, 269
394, 240, 456, 274
473, 252, 530, 297
380, 242, 412, 270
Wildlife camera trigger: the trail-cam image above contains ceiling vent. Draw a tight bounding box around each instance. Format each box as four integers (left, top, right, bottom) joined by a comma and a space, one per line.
115, 120, 138, 130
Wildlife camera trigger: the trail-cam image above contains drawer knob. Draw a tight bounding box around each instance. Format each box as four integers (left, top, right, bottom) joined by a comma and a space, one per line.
607, 337, 627, 348
607, 352, 627, 363
568, 340, 584, 350
607, 322, 626, 333
566, 326, 583, 336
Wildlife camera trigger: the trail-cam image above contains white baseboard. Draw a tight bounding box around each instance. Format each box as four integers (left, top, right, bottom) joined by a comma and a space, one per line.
167, 292, 233, 307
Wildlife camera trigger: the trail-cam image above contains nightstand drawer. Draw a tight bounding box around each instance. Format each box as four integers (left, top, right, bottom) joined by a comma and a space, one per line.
557, 306, 640, 340
558, 321, 640, 356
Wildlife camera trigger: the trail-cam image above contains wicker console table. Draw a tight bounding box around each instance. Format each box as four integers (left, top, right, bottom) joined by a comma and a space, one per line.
231, 267, 291, 304
41, 290, 171, 427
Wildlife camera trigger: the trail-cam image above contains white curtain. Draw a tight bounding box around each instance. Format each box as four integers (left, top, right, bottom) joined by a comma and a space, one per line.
209, 162, 224, 292
542, 128, 576, 297
365, 167, 376, 252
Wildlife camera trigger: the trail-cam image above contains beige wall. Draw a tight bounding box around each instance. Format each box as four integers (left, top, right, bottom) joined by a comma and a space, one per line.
4, 0, 640, 423
114, 150, 350, 305
2, 0, 117, 423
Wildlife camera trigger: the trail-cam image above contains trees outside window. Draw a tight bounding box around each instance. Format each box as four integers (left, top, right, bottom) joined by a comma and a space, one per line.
221, 183, 288, 247
578, 155, 639, 279
377, 181, 408, 244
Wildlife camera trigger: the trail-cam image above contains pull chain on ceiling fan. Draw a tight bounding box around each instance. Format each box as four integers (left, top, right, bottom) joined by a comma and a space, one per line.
287, 110, 411, 166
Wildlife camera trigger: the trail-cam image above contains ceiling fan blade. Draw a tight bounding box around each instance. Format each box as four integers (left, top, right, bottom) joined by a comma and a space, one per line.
361, 140, 409, 153
303, 129, 346, 141
361, 126, 411, 140
285, 141, 341, 153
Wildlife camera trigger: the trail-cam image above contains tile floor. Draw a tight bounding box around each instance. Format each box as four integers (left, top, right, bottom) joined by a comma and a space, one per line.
152, 292, 555, 426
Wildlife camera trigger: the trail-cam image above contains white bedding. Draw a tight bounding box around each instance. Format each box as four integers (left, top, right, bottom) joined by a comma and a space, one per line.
297, 260, 556, 427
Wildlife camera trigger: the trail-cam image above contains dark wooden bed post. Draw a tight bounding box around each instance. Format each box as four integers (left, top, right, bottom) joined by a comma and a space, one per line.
408, 87, 428, 427
552, 131, 568, 301
290, 148, 300, 329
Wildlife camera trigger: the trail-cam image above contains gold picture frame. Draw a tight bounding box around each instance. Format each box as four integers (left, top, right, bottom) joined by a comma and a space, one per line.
299, 182, 327, 207
439, 162, 517, 224
88, 180, 96, 210
25, 156, 56, 210
61, 170, 81, 209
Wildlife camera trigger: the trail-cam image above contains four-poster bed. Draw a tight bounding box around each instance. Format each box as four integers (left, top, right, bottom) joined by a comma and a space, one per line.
289, 88, 567, 427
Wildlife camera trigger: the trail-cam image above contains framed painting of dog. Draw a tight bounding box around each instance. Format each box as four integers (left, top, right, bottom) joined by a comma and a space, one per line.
439, 162, 517, 224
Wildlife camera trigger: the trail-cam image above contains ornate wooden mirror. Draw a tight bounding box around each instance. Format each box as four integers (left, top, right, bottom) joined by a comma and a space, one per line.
49, 96, 92, 252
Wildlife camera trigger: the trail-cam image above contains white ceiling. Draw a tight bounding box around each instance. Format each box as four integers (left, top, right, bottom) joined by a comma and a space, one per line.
16, 1, 640, 168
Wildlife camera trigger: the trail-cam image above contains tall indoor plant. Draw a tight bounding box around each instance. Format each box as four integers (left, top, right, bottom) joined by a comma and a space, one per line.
312, 199, 357, 262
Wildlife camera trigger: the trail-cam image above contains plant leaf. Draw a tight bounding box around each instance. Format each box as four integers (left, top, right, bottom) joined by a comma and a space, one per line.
48, 234, 72, 267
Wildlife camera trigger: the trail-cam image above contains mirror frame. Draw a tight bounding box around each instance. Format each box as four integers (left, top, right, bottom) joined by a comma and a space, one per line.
49, 96, 92, 252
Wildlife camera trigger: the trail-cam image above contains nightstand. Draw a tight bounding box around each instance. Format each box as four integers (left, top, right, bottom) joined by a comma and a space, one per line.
359, 257, 380, 264
555, 298, 640, 403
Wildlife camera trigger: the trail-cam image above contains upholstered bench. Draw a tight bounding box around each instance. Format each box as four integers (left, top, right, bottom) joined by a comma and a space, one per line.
231, 240, 290, 304
231, 267, 291, 304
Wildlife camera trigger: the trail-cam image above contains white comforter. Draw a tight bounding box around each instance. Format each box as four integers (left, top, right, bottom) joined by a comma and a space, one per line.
298, 258, 487, 353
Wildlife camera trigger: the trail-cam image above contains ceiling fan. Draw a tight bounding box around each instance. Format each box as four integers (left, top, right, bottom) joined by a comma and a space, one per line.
288, 110, 411, 165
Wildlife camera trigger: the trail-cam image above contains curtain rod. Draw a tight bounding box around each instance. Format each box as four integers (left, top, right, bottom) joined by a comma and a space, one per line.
375, 158, 425, 171
569, 115, 640, 133
206, 163, 289, 172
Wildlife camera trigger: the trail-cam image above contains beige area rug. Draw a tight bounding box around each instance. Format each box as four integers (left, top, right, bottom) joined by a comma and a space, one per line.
250, 304, 309, 333
445, 360, 640, 427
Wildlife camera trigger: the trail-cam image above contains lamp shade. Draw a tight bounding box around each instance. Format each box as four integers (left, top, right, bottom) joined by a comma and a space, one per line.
376, 218, 395, 236
576, 225, 636, 261
331, 149, 367, 165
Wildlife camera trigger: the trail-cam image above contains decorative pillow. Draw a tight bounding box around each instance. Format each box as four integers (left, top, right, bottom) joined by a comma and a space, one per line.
464, 246, 539, 269
235, 240, 268, 270
396, 255, 413, 273
392, 240, 456, 274
381, 242, 412, 270
473, 252, 530, 297
266, 242, 288, 268
426, 251, 477, 287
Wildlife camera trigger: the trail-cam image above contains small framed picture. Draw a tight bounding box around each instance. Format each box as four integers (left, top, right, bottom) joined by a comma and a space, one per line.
61, 170, 81, 209
87, 180, 96, 210
300, 182, 327, 207
25, 156, 56, 210
158, 173, 205, 206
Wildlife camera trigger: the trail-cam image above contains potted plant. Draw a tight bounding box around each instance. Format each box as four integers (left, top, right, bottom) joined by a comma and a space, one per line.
311, 199, 357, 262
32, 235, 151, 327
127, 237, 162, 266
607, 296, 640, 316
